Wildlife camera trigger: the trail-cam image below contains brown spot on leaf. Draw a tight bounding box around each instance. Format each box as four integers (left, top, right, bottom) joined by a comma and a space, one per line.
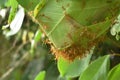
40, 14, 51, 20
56, 0, 59, 2
62, 6, 66, 11
81, 0, 86, 9
106, 0, 112, 3
65, 14, 82, 28
43, 25, 49, 30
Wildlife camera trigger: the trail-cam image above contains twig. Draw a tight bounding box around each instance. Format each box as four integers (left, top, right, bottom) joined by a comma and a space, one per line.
0, 41, 30, 80
0, 52, 29, 80
1, 38, 17, 57
110, 50, 120, 57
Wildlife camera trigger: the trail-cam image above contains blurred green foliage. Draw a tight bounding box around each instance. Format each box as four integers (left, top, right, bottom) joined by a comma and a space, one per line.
0, 0, 120, 80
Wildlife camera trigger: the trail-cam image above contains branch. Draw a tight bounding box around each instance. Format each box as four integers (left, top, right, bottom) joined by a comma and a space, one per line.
0, 41, 30, 80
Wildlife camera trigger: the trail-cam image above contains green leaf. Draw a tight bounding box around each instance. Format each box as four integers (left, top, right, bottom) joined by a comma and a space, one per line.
30, 29, 42, 54
8, 0, 18, 23
57, 76, 67, 80
17, 0, 41, 11
57, 53, 92, 78
34, 29, 42, 42
17, 0, 120, 50
79, 55, 110, 80
35, 71, 46, 80
107, 64, 120, 80
34, 0, 47, 18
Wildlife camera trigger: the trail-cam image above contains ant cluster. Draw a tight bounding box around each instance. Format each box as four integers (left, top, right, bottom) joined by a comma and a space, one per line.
50, 23, 106, 61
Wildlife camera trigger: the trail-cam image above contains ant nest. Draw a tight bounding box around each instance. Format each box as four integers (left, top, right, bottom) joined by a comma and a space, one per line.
51, 40, 96, 61
50, 28, 106, 61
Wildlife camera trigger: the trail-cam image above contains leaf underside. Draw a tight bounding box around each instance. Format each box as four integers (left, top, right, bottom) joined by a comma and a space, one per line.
17, 0, 120, 60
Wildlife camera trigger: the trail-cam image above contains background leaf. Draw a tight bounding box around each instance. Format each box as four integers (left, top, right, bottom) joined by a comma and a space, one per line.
107, 64, 120, 80
34, 29, 42, 42
0, 0, 7, 7
35, 71, 46, 80
16, 0, 41, 11
30, 29, 42, 54
7, 0, 18, 23
79, 55, 110, 80
57, 53, 92, 78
